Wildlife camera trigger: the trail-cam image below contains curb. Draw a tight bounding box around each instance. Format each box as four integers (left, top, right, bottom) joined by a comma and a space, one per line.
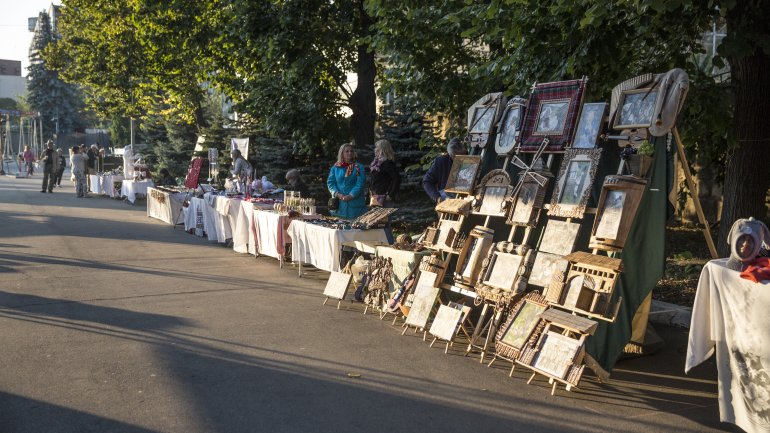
649, 299, 692, 329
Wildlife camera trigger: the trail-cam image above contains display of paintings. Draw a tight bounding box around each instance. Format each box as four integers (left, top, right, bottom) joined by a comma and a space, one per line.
495, 100, 525, 155
538, 220, 581, 256
519, 79, 587, 152
529, 252, 568, 288
548, 148, 602, 219
429, 302, 471, 342
498, 300, 547, 353
483, 252, 524, 291
594, 190, 626, 239
614, 88, 659, 129
572, 103, 607, 149
322, 271, 352, 300
531, 331, 582, 380
405, 271, 440, 329
445, 155, 482, 195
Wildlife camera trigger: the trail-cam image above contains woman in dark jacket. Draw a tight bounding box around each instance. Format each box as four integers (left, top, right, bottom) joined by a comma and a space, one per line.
368, 139, 401, 207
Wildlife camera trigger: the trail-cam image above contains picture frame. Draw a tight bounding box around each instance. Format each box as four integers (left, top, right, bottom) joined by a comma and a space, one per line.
531, 331, 582, 380
506, 174, 549, 227
466, 93, 507, 148
474, 169, 513, 217
434, 219, 462, 251
528, 252, 568, 288
548, 148, 602, 219
322, 271, 353, 301
405, 271, 441, 329
589, 175, 647, 251
594, 190, 626, 240
482, 251, 524, 291
572, 102, 607, 149
614, 88, 659, 129
445, 155, 482, 195
494, 99, 526, 155
495, 297, 548, 359
470, 106, 496, 134
429, 302, 471, 342
538, 220, 581, 256
519, 78, 587, 152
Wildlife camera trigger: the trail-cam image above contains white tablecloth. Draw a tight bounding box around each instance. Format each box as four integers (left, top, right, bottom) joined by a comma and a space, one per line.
121, 179, 154, 203
233, 201, 258, 254
146, 187, 185, 225
686, 259, 770, 433
89, 174, 124, 197
287, 220, 388, 272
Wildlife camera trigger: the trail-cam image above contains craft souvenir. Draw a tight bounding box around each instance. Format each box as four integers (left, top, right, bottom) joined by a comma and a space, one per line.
429, 302, 472, 346
539, 220, 581, 256
528, 252, 568, 288
725, 217, 770, 271
352, 207, 398, 229
519, 79, 588, 152
476, 242, 531, 304
572, 103, 607, 149
614, 88, 659, 130
494, 293, 548, 360
404, 271, 441, 330
435, 198, 472, 216
589, 176, 647, 251
445, 155, 483, 195
322, 271, 353, 306
548, 148, 602, 219
454, 226, 495, 289
473, 170, 513, 217
466, 93, 507, 148
494, 98, 527, 155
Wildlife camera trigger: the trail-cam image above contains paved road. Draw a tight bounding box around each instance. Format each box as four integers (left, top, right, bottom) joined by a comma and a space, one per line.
0, 175, 731, 433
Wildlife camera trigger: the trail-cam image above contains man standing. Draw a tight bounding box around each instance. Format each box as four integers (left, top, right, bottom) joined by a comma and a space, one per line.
421, 137, 466, 203
39, 140, 59, 193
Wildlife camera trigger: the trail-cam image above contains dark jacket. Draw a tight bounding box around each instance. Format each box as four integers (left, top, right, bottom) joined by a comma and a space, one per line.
421, 154, 453, 202
369, 159, 401, 200
86, 148, 97, 169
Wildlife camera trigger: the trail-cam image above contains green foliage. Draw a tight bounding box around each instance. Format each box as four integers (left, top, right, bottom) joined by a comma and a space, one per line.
637, 140, 654, 156
0, 98, 17, 110
109, 117, 131, 148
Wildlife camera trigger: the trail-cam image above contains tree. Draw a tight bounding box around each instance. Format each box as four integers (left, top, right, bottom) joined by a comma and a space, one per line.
27, 11, 84, 138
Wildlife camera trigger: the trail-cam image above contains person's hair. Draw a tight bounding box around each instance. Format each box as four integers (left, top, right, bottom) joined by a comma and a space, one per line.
159, 168, 171, 177
446, 137, 464, 157
72, 146, 79, 154
24, 145, 29, 150
91, 144, 97, 149
56, 148, 62, 152
231, 149, 241, 158
336, 143, 356, 164
285, 168, 302, 181
374, 139, 395, 161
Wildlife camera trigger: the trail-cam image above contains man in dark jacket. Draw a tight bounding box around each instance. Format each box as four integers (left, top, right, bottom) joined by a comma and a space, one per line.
421, 137, 466, 203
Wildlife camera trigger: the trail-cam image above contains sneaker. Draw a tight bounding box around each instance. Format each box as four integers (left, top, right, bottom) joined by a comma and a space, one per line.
40, 190, 46, 193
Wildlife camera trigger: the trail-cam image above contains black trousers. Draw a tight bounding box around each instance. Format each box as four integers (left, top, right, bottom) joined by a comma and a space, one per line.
42, 164, 55, 192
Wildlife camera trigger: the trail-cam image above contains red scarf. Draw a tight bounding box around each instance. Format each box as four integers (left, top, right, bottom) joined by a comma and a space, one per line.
335, 161, 360, 177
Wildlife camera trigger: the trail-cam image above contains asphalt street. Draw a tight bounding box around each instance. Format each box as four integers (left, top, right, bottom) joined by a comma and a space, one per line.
0, 174, 733, 433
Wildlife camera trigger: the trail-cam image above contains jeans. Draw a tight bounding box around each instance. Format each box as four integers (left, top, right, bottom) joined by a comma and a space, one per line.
42, 164, 55, 192
74, 171, 87, 197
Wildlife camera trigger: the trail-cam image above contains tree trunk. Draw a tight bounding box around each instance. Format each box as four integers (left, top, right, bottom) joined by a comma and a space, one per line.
717, 2, 770, 256
348, 2, 376, 151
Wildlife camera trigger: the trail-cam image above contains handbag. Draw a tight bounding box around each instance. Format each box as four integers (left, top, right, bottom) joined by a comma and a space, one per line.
369, 194, 386, 207
328, 196, 340, 211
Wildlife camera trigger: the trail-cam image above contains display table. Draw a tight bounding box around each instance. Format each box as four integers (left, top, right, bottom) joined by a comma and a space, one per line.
232, 201, 287, 255
146, 187, 186, 225
287, 219, 389, 275
686, 259, 770, 433
375, 246, 431, 292
253, 210, 321, 266
183, 196, 220, 241
89, 173, 124, 197
121, 179, 154, 204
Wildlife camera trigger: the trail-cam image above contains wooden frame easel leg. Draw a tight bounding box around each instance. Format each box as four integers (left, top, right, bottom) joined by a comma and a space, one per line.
673, 128, 718, 259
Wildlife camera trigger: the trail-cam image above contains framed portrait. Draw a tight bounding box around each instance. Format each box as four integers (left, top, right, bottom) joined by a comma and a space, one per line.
538, 220, 580, 256
467, 93, 506, 148
482, 251, 524, 291
405, 271, 440, 329
572, 102, 607, 149
528, 252, 568, 288
589, 175, 647, 251
548, 148, 602, 219
594, 190, 626, 239
531, 331, 582, 380
496, 298, 547, 357
445, 155, 482, 195
518, 78, 587, 152
474, 169, 513, 217
614, 88, 659, 129
494, 100, 526, 155
507, 176, 549, 227
470, 106, 495, 134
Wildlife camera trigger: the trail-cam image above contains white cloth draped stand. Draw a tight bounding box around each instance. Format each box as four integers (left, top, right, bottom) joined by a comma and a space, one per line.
121, 179, 154, 204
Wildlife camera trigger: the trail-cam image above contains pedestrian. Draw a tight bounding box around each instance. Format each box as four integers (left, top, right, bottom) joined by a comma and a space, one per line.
70, 146, 89, 197
327, 143, 366, 219
39, 140, 59, 193
23, 145, 35, 176
230, 149, 252, 194
55, 148, 66, 187
422, 137, 466, 203
368, 139, 401, 207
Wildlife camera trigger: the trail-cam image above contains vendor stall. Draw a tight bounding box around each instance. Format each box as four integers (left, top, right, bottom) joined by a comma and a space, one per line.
121, 179, 154, 204
253, 210, 321, 266
146, 187, 185, 225
686, 259, 770, 433
89, 173, 124, 197
287, 219, 389, 275
375, 245, 431, 292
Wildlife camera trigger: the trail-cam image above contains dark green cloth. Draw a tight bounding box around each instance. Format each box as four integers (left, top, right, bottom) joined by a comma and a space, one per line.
585, 137, 671, 372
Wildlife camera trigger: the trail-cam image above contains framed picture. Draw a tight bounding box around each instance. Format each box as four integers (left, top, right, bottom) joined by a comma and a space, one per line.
572, 102, 607, 148
445, 155, 482, 195
594, 190, 626, 239
322, 271, 352, 300
405, 271, 440, 329
494, 100, 526, 155
528, 252, 568, 288
497, 298, 547, 354
434, 219, 461, 251
466, 93, 506, 148
614, 88, 659, 129
470, 106, 495, 134
474, 169, 513, 217
589, 175, 647, 251
429, 302, 471, 342
519, 78, 587, 152
507, 176, 549, 227
482, 251, 524, 291
548, 148, 602, 219
531, 331, 582, 380
538, 220, 580, 256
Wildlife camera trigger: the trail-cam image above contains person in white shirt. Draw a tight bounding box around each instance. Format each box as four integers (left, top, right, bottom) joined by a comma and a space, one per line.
70, 146, 90, 198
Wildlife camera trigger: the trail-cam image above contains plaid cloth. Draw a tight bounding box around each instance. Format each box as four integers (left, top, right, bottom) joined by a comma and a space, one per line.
520, 79, 587, 153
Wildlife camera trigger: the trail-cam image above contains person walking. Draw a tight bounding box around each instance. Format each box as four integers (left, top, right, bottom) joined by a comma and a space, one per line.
39, 141, 59, 193
22, 146, 35, 176
70, 146, 89, 197
327, 143, 366, 219
55, 148, 66, 187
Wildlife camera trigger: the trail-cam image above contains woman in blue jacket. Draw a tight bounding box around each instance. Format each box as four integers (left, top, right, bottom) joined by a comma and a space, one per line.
327, 143, 366, 219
